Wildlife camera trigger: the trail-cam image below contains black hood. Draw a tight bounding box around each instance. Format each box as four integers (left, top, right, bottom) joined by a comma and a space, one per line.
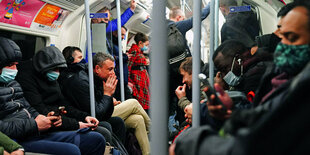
33, 46, 67, 74
0, 37, 22, 69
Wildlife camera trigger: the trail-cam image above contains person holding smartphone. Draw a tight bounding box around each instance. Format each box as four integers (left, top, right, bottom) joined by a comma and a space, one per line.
0, 37, 106, 155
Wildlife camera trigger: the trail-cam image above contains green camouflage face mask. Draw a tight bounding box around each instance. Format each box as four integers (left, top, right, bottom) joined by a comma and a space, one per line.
274, 42, 310, 75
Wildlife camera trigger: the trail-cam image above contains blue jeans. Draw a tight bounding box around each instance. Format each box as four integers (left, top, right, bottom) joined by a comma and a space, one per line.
19, 130, 105, 155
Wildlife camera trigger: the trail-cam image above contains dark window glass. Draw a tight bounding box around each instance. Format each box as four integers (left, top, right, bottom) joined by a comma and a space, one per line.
0, 30, 46, 60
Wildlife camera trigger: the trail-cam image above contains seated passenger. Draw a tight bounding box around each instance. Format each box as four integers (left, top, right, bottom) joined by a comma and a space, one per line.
15, 46, 104, 133
213, 40, 273, 101
167, 2, 210, 135
0, 132, 23, 155
251, 3, 295, 55
0, 37, 105, 155
128, 32, 150, 110
172, 1, 310, 154
175, 57, 206, 124
60, 51, 151, 155
59, 46, 126, 144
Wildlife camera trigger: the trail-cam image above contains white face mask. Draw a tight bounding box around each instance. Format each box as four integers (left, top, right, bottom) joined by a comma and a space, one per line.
223, 57, 243, 87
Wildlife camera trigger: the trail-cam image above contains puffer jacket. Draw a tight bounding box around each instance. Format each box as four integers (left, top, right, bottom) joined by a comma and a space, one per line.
0, 80, 39, 139
16, 46, 90, 131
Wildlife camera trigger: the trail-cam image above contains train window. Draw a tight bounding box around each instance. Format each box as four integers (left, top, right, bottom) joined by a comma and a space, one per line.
0, 30, 46, 60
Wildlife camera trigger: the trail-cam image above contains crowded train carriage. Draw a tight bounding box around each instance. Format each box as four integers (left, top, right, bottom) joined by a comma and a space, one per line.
1, 0, 310, 154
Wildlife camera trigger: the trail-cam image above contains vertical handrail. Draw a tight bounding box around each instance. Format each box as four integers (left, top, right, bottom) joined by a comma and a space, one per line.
192, 0, 202, 128
181, 0, 185, 13
116, 0, 125, 102
84, 0, 96, 117
150, 0, 168, 154
215, 0, 219, 49
209, 0, 215, 86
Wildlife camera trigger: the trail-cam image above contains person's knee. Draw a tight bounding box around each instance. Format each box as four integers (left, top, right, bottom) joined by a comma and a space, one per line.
127, 115, 144, 128
64, 143, 81, 155
88, 131, 106, 144
127, 99, 143, 109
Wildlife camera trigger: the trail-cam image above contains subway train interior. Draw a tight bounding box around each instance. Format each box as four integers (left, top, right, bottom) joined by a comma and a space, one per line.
2, 0, 310, 155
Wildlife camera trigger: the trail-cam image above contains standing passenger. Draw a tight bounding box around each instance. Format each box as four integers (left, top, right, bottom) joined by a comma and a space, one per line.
128, 32, 150, 111
91, 0, 137, 33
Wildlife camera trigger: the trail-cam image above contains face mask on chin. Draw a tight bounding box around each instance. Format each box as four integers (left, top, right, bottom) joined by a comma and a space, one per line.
274, 42, 310, 75
223, 57, 243, 87
0, 68, 18, 83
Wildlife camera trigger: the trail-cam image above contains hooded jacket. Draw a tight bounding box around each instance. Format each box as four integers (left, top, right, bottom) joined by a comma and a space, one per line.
221, 11, 260, 47
16, 46, 90, 131
0, 37, 39, 139
0, 37, 22, 68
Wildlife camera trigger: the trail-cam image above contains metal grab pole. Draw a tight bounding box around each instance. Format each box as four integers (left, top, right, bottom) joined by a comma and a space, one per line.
84, 0, 96, 117
150, 0, 168, 154
209, 0, 215, 86
116, 0, 125, 102
192, 0, 202, 128
215, 0, 219, 49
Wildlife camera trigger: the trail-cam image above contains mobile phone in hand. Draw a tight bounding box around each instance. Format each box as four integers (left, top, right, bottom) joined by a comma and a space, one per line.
54, 106, 65, 116
199, 73, 227, 112
203, 86, 227, 113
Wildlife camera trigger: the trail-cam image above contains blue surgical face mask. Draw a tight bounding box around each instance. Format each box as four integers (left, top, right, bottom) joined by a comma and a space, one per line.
0, 68, 18, 83
46, 71, 60, 81
274, 42, 310, 75
141, 46, 148, 51
223, 57, 243, 87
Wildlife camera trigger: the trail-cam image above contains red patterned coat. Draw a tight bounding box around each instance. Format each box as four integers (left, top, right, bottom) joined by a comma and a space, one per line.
128, 44, 150, 109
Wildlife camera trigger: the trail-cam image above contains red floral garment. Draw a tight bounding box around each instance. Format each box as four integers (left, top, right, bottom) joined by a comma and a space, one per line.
128, 44, 150, 109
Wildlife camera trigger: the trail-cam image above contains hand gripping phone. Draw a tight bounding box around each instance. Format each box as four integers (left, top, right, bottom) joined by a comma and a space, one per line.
53, 106, 65, 116
199, 73, 227, 112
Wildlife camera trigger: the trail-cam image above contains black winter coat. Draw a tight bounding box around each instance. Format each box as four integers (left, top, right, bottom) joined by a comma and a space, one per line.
58, 63, 114, 121
175, 62, 310, 155
0, 80, 39, 139
16, 47, 90, 131
221, 11, 260, 47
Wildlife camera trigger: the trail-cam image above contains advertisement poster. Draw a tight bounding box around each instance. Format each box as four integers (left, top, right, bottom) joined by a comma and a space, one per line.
0, 0, 44, 28
32, 3, 70, 32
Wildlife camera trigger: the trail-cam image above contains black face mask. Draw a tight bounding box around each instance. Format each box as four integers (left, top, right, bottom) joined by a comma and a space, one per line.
79, 58, 86, 64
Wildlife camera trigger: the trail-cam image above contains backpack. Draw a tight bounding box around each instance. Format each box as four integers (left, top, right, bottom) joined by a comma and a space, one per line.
110, 133, 129, 155
125, 129, 142, 155
167, 23, 190, 66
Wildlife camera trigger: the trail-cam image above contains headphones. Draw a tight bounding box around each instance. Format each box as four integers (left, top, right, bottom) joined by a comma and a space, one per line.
67, 55, 74, 64
63, 46, 76, 64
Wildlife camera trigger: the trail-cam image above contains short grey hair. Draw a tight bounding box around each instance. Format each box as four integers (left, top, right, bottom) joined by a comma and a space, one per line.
169, 7, 185, 19
93, 52, 114, 68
